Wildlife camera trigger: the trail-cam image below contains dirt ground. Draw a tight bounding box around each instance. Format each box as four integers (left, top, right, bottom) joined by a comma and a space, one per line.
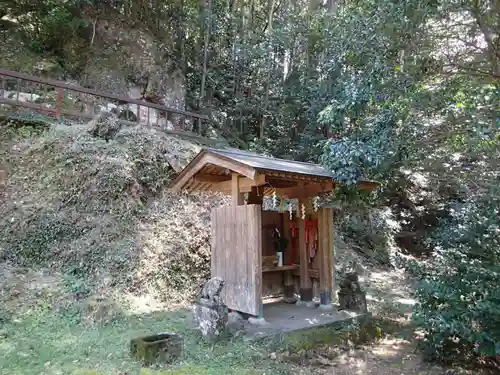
1, 243, 494, 374
278, 249, 488, 375
285, 336, 473, 375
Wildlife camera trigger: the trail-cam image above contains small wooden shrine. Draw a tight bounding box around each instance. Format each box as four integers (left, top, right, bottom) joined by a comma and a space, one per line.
170, 148, 377, 318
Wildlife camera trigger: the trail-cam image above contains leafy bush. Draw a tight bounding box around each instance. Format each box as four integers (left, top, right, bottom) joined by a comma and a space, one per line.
410, 185, 500, 362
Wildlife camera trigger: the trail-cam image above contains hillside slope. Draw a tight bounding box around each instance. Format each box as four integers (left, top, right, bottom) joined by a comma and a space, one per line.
0, 116, 410, 322
0, 116, 228, 311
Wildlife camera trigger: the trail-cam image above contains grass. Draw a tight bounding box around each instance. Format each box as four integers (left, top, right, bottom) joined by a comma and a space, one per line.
0, 307, 287, 375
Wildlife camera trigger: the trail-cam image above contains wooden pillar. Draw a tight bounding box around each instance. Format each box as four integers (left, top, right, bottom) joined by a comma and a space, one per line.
329, 209, 335, 302
281, 212, 295, 302
318, 207, 334, 306
298, 199, 313, 301
284, 271, 295, 302
231, 173, 244, 206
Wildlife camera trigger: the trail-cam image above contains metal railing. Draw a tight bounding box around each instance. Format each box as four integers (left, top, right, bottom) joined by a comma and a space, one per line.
0, 68, 209, 135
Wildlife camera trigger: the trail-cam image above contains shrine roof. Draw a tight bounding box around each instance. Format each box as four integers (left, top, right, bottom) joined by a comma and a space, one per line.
207, 148, 335, 178
169, 148, 378, 194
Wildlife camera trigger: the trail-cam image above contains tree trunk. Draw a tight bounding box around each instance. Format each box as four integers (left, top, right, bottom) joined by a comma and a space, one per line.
326, 0, 339, 12
200, 0, 212, 110
260, 0, 275, 138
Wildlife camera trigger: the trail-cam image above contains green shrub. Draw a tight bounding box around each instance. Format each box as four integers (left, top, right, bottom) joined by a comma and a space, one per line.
410, 185, 500, 362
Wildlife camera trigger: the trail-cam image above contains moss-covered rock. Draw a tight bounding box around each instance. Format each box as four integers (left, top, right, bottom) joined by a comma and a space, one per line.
130, 333, 183, 365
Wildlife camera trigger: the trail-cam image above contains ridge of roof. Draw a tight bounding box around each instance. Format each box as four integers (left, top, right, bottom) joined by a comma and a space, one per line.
206, 147, 328, 168
205, 148, 335, 178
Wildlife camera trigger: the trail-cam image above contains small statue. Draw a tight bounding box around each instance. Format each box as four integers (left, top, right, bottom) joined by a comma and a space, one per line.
338, 271, 367, 313
200, 277, 225, 304
339, 272, 361, 292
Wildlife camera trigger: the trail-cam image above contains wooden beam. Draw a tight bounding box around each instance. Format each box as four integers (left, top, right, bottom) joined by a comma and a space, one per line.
192, 173, 230, 183
212, 173, 266, 193
265, 171, 326, 182
359, 181, 379, 191
276, 180, 334, 199
0, 167, 5, 192
318, 207, 334, 305
206, 153, 257, 180
292, 268, 319, 279
232, 173, 244, 206
170, 151, 257, 192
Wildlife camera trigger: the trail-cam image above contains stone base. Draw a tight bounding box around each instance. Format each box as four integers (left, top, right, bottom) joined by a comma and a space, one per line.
248, 317, 269, 326
338, 291, 368, 313
318, 304, 335, 311
283, 297, 297, 304
192, 300, 228, 342
284, 284, 295, 299
130, 332, 183, 365
319, 291, 332, 305
295, 299, 318, 308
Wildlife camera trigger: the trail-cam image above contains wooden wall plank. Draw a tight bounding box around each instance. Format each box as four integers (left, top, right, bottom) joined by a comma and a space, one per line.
211, 204, 262, 315
248, 205, 262, 314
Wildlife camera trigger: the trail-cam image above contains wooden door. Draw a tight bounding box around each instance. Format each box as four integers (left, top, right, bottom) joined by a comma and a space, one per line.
211, 204, 262, 316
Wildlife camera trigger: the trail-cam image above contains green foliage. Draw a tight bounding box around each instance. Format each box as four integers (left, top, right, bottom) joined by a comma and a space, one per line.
2, 0, 499, 366
410, 185, 500, 361
310, 0, 499, 363
0, 116, 50, 139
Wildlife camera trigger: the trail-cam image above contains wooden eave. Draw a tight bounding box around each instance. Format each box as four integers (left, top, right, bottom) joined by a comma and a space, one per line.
169, 150, 258, 193
169, 149, 380, 197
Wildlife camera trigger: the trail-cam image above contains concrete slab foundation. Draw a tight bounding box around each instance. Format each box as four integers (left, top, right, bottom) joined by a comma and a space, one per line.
243, 301, 361, 340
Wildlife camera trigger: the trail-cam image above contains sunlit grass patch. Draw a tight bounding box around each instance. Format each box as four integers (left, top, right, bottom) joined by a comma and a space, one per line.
0, 307, 285, 375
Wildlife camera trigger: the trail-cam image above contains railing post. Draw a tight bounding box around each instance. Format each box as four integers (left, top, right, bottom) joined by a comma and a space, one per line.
15, 79, 20, 103
0, 68, 209, 131
56, 87, 62, 118
0, 77, 5, 98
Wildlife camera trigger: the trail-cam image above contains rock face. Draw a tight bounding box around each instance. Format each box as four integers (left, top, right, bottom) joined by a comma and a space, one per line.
338, 272, 368, 313
81, 19, 186, 130
192, 277, 228, 341
130, 332, 183, 365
